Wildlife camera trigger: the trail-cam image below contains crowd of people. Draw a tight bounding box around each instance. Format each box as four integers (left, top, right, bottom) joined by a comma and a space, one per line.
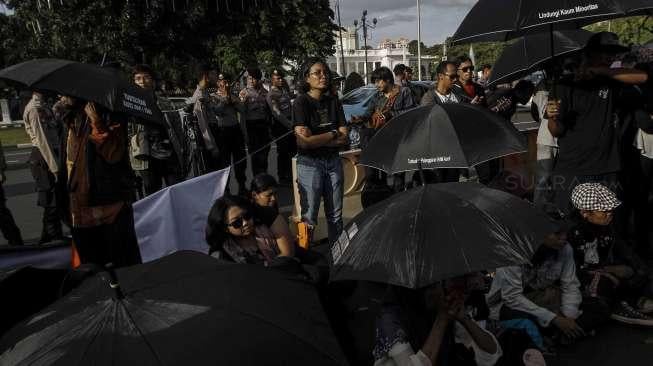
0, 30, 652, 365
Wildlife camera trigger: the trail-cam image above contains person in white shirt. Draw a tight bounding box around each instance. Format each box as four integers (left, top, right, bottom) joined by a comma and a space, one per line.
373, 274, 502, 366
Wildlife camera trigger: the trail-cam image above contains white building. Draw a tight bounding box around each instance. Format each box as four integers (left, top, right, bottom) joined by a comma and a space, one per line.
327, 27, 438, 82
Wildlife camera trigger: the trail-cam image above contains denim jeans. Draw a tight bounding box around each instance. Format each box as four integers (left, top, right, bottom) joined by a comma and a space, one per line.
296, 154, 344, 244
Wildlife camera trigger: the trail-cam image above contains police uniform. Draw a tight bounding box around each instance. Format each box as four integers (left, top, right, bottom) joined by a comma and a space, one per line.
266, 70, 297, 182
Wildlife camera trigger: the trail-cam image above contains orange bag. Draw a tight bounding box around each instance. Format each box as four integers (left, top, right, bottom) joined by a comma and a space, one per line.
297, 222, 313, 249
71, 241, 81, 268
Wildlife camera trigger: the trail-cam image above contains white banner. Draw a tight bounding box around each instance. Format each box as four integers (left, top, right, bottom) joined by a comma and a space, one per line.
133, 168, 230, 262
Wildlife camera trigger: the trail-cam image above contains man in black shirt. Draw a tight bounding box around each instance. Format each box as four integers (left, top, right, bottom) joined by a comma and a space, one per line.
547, 32, 649, 214
293, 59, 348, 244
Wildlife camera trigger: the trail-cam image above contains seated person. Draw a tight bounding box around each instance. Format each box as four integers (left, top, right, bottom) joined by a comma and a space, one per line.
566, 183, 653, 326
249, 173, 281, 227
487, 214, 610, 344
205, 195, 294, 265
373, 273, 502, 366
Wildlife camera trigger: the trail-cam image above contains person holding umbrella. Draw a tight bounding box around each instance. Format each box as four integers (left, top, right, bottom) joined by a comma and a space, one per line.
373, 276, 502, 366
546, 32, 650, 214
59, 95, 141, 268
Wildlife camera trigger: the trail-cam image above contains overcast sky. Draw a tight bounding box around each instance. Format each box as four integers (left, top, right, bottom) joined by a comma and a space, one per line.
332, 0, 475, 46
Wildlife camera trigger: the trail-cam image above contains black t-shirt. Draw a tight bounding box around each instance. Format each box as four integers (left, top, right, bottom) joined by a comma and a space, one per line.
554, 78, 623, 175
254, 204, 278, 227
292, 93, 345, 157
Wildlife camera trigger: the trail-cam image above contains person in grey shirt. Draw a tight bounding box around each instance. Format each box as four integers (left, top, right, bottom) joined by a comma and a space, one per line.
266, 69, 296, 184
238, 67, 271, 176
210, 72, 247, 194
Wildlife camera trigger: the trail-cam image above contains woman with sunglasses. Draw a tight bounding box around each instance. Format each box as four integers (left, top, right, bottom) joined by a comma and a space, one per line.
205, 195, 294, 265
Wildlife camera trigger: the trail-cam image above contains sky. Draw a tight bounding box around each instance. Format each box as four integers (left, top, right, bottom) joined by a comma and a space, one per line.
332, 0, 476, 46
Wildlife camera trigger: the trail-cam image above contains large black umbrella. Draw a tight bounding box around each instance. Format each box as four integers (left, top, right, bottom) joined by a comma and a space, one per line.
358, 104, 526, 174
0, 251, 348, 366
488, 29, 594, 86
330, 183, 556, 288
0, 59, 162, 124
451, 0, 651, 44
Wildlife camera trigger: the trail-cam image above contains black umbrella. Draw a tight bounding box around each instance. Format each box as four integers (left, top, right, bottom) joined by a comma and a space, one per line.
488, 29, 594, 86
0, 59, 162, 124
329, 183, 556, 288
451, 0, 651, 45
358, 104, 526, 175
0, 251, 348, 366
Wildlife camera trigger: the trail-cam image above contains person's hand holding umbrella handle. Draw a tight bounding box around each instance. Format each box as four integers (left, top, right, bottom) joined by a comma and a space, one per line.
546, 99, 564, 137
85, 102, 110, 143
444, 293, 500, 355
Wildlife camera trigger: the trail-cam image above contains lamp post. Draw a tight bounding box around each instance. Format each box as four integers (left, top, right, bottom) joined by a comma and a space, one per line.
353, 10, 377, 84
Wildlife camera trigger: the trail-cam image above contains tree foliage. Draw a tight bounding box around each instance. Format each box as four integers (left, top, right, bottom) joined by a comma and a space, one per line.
584, 16, 653, 46
0, 0, 338, 88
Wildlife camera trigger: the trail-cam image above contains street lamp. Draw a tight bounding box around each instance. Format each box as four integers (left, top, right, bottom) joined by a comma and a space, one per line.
353, 9, 377, 84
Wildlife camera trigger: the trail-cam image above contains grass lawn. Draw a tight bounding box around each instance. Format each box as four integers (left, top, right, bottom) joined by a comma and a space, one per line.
0, 127, 29, 146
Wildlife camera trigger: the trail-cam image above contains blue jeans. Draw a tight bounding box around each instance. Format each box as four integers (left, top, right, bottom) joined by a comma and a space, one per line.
297, 154, 344, 244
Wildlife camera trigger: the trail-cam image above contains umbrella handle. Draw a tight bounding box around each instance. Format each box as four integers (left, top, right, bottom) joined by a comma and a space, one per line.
105, 263, 125, 300
418, 160, 426, 186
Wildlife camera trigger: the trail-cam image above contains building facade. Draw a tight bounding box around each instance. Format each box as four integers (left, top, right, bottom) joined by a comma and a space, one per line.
328, 27, 438, 82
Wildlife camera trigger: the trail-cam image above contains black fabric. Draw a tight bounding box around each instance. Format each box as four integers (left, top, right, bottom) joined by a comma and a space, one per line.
85, 119, 136, 206
0, 252, 349, 366
253, 204, 279, 228
0, 184, 23, 245
245, 119, 271, 175
330, 183, 556, 288
292, 93, 345, 157
450, 0, 652, 44
71, 204, 142, 268
210, 124, 247, 189
636, 156, 653, 255
553, 78, 622, 176
487, 29, 593, 86
271, 121, 296, 181
0, 59, 163, 125
359, 104, 526, 175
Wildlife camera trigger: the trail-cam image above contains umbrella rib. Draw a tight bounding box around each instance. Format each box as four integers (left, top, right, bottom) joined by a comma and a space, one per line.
117, 299, 166, 365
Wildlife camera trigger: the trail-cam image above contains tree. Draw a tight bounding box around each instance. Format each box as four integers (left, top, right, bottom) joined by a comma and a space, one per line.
585, 16, 653, 46
0, 0, 338, 87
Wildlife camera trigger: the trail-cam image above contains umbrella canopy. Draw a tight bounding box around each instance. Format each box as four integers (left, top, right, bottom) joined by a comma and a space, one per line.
0, 59, 162, 124
0, 251, 348, 366
358, 104, 526, 174
451, 0, 651, 45
488, 29, 594, 86
330, 183, 557, 288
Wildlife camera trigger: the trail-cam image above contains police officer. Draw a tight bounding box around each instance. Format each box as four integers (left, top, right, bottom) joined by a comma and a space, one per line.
266, 69, 296, 184
238, 68, 271, 176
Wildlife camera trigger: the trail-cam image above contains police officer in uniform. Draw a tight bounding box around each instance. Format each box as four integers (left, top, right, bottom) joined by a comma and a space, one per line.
266, 69, 296, 184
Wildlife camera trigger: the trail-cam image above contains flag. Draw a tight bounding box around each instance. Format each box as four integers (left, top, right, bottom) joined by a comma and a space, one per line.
133, 168, 230, 262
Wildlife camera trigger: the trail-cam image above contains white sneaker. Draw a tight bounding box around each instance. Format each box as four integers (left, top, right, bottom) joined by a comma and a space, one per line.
611, 301, 653, 326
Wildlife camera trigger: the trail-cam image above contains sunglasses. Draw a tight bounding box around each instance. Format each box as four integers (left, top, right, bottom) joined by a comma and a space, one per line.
444, 73, 459, 80
227, 212, 253, 229
459, 66, 474, 72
